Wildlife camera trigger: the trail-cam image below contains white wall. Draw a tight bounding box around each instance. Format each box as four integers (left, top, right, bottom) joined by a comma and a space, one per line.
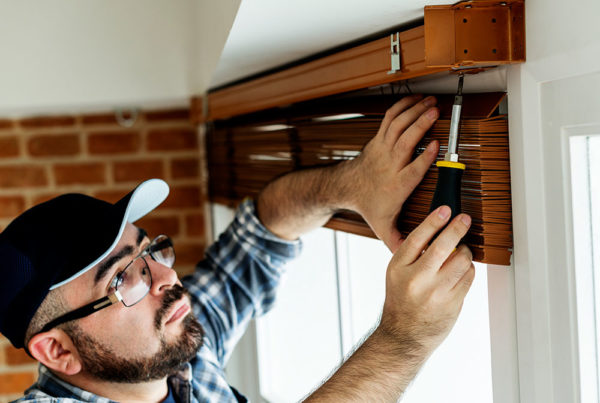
0, 0, 240, 116
507, 0, 600, 402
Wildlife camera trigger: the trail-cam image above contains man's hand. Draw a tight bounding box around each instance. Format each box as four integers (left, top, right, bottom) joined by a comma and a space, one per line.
378, 205, 474, 355
305, 207, 475, 402
257, 94, 439, 242
345, 95, 440, 252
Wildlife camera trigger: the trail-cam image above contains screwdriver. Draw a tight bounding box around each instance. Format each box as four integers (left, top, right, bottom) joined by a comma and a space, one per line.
429, 73, 466, 222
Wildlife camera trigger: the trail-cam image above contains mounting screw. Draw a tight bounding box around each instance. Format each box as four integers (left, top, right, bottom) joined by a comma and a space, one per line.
464, 49, 468, 54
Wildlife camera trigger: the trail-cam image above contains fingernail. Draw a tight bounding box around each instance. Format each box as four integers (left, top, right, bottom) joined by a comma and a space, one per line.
427, 140, 438, 154
423, 96, 436, 107
461, 214, 472, 226
426, 108, 439, 120
437, 205, 450, 220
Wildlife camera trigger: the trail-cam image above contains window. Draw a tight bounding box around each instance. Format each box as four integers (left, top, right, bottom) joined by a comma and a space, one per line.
248, 226, 494, 402
339, 233, 494, 403
255, 228, 342, 402
570, 134, 600, 402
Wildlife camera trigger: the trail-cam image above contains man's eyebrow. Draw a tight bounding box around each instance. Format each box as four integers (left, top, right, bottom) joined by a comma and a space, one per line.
93, 227, 148, 286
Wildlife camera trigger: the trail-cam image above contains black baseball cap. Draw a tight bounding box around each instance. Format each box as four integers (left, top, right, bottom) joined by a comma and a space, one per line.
0, 179, 169, 348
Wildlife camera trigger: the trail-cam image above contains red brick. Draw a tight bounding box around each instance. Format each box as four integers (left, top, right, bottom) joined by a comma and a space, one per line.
19, 115, 75, 128
136, 215, 180, 237
0, 196, 25, 218
185, 213, 205, 237
0, 137, 19, 158
171, 157, 199, 179
0, 372, 36, 394
88, 131, 140, 154
32, 193, 61, 206
113, 160, 164, 183
4, 345, 36, 365
173, 241, 205, 265
160, 186, 202, 209
94, 190, 128, 204
145, 108, 190, 122
147, 128, 197, 151
190, 97, 203, 124
28, 133, 79, 157
0, 166, 47, 188
54, 163, 105, 185
82, 113, 119, 126
0, 119, 14, 130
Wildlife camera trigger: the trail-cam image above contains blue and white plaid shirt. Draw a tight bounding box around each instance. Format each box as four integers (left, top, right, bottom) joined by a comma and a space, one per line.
14, 199, 302, 403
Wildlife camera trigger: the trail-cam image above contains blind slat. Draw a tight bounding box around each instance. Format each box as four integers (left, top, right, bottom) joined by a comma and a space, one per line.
207, 92, 512, 265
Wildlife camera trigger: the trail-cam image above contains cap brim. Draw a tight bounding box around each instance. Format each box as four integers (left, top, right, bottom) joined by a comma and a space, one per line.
49, 179, 169, 290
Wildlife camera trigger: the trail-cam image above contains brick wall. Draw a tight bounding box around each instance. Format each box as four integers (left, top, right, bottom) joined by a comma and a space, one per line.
0, 105, 208, 400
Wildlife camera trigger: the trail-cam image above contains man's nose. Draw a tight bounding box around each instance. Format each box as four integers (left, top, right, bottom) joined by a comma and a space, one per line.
147, 258, 180, 295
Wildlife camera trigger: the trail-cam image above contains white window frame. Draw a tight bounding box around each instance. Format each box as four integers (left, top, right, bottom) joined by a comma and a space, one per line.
506, 0, 600, 400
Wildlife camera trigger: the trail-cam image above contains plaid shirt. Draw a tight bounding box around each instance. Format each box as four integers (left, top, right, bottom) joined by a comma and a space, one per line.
14, 199, 302, 403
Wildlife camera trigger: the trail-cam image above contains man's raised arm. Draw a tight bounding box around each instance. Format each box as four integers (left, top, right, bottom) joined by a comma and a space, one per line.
256, 94, 440, 251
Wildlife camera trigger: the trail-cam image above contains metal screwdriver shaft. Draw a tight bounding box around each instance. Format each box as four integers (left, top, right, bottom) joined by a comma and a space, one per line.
429, 74, 466, 222
446, 74, 464, 162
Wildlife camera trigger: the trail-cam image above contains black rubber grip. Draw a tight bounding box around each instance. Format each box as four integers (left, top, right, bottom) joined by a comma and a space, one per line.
429, 165, 464, 221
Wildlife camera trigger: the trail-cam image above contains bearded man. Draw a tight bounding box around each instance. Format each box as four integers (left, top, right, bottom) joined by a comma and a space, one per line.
0, 95, 474, 402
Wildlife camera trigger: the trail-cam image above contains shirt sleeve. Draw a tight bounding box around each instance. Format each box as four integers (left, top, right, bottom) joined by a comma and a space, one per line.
182, 198, 302, 367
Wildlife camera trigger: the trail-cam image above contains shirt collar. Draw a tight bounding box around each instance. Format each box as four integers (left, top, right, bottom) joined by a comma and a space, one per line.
32, 364, 192, 402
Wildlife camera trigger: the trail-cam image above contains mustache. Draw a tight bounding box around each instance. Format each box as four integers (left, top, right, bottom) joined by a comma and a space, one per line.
154, 284, 191, 330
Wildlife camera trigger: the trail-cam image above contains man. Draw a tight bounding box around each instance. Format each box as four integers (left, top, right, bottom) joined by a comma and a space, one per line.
0, 95, 474, 402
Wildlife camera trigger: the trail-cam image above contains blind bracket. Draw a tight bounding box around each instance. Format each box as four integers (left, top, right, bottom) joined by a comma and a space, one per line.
387, 32, 402, 75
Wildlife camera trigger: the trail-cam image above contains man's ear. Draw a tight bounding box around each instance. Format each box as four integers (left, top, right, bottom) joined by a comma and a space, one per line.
28, 329, 82, 376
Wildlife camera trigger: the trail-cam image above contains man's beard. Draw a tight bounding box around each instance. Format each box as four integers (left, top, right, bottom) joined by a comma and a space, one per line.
64, 285, 204, 383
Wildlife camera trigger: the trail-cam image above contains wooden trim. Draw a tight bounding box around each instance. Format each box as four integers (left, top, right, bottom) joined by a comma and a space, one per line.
208, 26, 447, 121
205, 0, 525, 121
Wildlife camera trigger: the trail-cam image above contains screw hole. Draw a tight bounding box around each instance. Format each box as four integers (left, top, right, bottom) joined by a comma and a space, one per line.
464, 49, 468, 54
492, 18, 496, 23
492, 49, 497, 54
463, 18, 468, 23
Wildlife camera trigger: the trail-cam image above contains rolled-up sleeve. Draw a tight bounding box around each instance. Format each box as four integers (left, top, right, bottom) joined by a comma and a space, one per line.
182, 199, 302, 366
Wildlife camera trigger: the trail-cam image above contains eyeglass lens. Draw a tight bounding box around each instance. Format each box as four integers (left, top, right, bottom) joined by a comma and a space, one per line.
149, 235, 175, 268
117, 235, 175, 307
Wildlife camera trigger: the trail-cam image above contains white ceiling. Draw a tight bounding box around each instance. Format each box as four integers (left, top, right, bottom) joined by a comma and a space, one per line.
0, 0, 474, 116
210, 0, 455, 89
0, 1, 240, 116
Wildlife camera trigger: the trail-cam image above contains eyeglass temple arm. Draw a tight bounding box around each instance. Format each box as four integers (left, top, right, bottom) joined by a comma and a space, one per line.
38, 291, 123, 334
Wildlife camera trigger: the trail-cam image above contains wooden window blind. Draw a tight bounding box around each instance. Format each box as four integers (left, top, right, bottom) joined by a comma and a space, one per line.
207, 91, 512, 265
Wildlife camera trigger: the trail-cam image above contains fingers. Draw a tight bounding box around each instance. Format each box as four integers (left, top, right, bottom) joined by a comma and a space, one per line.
453, 262, 476, 298
420, 214, 472, 271
392, 106, 439, 167
394, 205, 452, 266
384, 96, 438, 149
379, 95, 424, 138
396, 140, 439, 200
438, 244, 473, 291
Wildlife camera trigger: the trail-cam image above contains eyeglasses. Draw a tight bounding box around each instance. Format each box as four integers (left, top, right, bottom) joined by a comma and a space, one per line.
38, 235, 175, 334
